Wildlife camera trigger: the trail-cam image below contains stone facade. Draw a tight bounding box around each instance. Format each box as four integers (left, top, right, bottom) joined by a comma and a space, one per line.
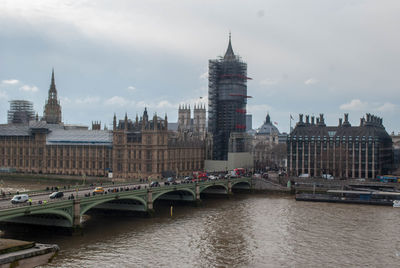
0, 111, 205, 179
0, 123, 112, 176
177, 104, 206, 139
112, 109, 205, 179
287, 113, 393, 179
0, 71, 206, 180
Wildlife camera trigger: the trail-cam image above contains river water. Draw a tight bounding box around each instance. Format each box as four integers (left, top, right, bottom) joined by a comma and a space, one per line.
1, 180, 400, 267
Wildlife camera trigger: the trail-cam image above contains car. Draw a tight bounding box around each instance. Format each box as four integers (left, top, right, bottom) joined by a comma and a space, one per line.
150, 181, 160, 187
93, 187, 105, 194
167, 177, 175, 183
11, 194, 29, 204
322, 174, 334, 180
299, 173, 310, 178
49, 191, 64, 199
208, 175, 217, 180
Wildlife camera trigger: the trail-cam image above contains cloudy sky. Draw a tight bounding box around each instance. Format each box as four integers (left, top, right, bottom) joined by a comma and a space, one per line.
0, 0, 399, 133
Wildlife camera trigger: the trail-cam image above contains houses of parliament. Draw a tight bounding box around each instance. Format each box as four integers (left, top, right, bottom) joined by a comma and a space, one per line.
0, 70, 205, 179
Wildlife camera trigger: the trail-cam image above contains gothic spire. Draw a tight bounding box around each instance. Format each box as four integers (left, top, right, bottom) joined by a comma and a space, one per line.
49, 68, 57, 100
224, 32, 235, 60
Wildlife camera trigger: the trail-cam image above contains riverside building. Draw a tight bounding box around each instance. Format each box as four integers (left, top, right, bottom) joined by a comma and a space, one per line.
0, 70, 205, 179
287, 113, 393, 179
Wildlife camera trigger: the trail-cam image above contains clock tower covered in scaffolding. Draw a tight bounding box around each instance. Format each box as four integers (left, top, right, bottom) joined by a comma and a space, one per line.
208, 34, 251, 160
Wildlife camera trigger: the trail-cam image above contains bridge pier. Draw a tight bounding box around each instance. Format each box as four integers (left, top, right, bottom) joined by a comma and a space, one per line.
146, 189, 155, 217
73, 200, 81, 227
227, 180, 233, 198
72, 200, 83, 235
194, 183, 202, 206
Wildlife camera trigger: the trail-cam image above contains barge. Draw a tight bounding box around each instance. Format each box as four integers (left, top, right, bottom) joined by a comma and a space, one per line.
296, 190, 400, 206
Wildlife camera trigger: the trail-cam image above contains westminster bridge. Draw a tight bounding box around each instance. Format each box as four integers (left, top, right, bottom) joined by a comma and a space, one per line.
0, 178, 252, 229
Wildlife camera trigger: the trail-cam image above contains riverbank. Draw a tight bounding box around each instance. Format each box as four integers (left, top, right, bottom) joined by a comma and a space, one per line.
0, 173, 114, 185
0, 238, 58, 267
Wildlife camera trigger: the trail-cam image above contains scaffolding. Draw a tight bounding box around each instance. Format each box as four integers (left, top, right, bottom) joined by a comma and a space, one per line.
208, 39, 249, 160
7, 100, 35, 124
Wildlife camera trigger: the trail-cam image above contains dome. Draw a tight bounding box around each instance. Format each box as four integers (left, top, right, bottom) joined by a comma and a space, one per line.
256, 113, 280, 136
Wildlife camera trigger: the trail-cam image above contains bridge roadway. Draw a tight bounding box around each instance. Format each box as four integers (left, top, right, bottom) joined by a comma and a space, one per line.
0, 177, 252, 229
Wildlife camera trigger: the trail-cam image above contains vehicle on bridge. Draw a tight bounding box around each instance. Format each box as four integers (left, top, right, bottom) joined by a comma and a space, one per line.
377, 175, 400, 183
193, 171, 208, 181
49, 192, 64, 199
150, 181, 160, 187
11, 194, 29, 204
234, 168, 245, 176
322, 174, 334, 180
93, 187, 105, 194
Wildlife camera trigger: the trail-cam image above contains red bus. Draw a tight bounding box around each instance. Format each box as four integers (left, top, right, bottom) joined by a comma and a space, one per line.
234, 168, 245, 176
193, 171, 208, 181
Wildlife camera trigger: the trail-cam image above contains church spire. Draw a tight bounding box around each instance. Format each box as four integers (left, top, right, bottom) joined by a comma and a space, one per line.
48, 68, 58, 101
224, 32, 235, 60
43, 68, 62, 124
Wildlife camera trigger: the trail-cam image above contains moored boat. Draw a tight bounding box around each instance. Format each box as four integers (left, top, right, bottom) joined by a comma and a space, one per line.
296, 190, 400, 207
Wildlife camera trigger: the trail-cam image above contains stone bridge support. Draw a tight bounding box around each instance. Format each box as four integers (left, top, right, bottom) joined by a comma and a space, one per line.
73, 200, 80, 227
228, 180, 232, 195
195, 183, 202, 206
147, 189, 154, 216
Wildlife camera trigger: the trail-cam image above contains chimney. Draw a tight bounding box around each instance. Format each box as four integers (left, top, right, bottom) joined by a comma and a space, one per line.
311, 116, 315, 125
339, 118, 342, 126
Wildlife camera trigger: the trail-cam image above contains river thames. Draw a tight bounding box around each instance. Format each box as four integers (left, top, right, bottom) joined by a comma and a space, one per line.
1, 180, 400, 267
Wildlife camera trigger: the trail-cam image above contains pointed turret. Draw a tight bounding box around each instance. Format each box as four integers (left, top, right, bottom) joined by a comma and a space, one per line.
266, 113, 271, 124
49, 68, 57, 100
113, 113, 117, 130
124, 112, 128, 130
224, 32, 235, 60
43, 68, 62, 124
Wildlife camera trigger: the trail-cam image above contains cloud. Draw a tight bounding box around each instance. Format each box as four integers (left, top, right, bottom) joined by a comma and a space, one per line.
257, 10, 265, 18
340, 99, 397, 113
0, 90, 8, 99
59, 97, 71, 104
104, 96, 129, 106
376, 102, 397, 112
260, 78, 280, 86
247, 104, 273, 114
156, 100, 175, 109
199, 72, 208, 80
2, 79, 19, 85
75, 96, 100, 105
127, 86, 136, 91
20, 85, 38, 92
304, 78, 318, 85
340, 99, 368, 111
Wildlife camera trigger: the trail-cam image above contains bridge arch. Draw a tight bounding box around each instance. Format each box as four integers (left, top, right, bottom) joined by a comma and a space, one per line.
80, 196, 147, 216
231, 180, 251, 190
152, 188, 196, 203
200, 183, 228, 194
0, 209, 73, 227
